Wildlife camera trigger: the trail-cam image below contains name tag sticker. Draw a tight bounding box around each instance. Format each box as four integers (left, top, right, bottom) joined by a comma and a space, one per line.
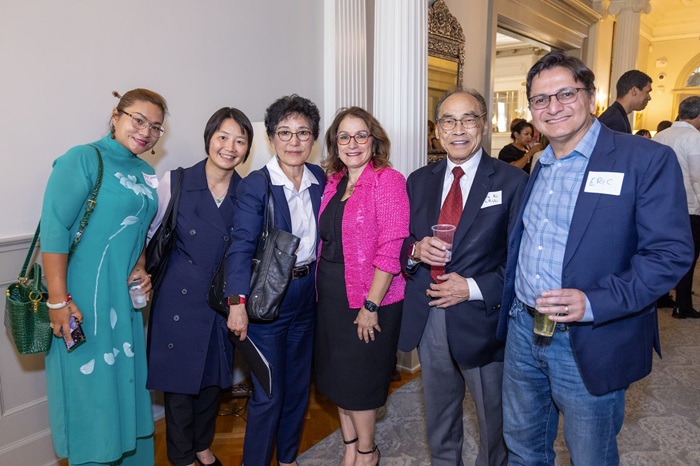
481, 190, 502, 208
584, 171, 624, 196
143, 173, 159, 188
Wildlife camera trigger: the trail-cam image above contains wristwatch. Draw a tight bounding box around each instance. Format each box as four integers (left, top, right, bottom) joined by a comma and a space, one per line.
364, 299, 380, 313
409, 242, 421, 262
227, 295, 247, 306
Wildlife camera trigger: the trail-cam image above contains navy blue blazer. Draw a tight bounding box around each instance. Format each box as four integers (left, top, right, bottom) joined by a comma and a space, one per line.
226, 164, 325, 296
498, 124, 693, 395
398, 153, 528, 369
147, 159, 240, 394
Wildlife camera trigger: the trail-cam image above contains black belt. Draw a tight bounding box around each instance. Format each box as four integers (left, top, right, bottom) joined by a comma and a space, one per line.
523, 303, 569, 331
292, 262, 314, 279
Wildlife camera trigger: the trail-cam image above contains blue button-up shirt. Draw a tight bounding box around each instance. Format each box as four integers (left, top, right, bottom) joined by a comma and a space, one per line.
514, 119, 602, 321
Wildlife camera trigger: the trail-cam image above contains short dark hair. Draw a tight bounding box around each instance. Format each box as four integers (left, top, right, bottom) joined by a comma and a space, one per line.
656, 120, 673, 132
110, 88, 168, 133
203, 107, 254, 162
616, 70, 652, 98
323, 106, 391, 175
678, 96, 700, 120
526, 51, 596, 99
510, 120, 534, 141
264, 94, 321, 140
433, 88, 487, 124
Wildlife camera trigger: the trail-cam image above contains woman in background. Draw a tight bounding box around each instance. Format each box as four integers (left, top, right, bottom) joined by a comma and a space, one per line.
42, 88, 167, 465
315, 107, 409, 466
635, 128, 652, 138
227, 94, 326, 466
498, 120, 541, 173
147, 107, 253, 466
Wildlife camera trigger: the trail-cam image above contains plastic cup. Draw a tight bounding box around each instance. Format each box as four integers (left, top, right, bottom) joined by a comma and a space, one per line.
431, 224, 457, 262
533, 291, 557, 337
129, 278, 147, 309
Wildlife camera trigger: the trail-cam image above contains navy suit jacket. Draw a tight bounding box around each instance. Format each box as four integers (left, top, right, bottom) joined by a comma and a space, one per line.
498, 124, 693, 395
148, 159, 239, 393
226, 164, 325, 296
398, 153, 528, 368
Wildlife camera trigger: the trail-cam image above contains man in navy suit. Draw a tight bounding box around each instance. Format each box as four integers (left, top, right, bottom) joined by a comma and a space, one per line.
498, 51, 692, 465
399, 89, 528, 466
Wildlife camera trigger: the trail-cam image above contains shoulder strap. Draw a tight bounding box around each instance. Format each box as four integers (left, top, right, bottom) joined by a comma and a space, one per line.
22, 145, 104, 280
256, 170, 275, 234
163, 167, 185, 230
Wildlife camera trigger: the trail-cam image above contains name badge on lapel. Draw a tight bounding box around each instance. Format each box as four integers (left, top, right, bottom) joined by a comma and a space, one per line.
143, 173, 159, 189
481, 191, 502, 209
584, 171, 624, 196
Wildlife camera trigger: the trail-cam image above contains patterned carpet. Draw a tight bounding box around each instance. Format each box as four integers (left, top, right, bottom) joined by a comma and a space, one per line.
299, 307, 700, 465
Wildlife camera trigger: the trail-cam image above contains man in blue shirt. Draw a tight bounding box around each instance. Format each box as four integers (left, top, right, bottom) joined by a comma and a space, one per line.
498, 51, 692, 465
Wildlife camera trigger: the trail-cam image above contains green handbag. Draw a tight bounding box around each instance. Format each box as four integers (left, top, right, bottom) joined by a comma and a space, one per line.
4, 146, 103, 355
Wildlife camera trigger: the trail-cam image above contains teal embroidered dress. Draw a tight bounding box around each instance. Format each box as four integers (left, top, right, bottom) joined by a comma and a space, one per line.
41, 135, 158, 465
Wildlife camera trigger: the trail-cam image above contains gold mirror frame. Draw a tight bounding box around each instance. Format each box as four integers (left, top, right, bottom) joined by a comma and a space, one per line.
428, 0, 465, 164
428, 0, 465, 88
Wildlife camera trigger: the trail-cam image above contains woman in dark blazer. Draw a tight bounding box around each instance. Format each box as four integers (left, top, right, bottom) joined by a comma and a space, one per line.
147, 107, 254, 466
226, 94, 325, 466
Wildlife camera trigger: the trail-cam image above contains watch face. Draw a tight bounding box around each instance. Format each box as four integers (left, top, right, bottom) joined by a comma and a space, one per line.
228, 296, 240, 305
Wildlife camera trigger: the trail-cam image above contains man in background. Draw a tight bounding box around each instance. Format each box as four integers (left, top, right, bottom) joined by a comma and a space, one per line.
598, 69, 652, 133
654, 96, 700, 319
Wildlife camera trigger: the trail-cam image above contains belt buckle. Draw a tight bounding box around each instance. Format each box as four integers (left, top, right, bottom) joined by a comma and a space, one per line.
292, 265, 309, 279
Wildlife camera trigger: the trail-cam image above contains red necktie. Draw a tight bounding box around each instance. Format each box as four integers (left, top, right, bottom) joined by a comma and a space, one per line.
431, 166, 464, 281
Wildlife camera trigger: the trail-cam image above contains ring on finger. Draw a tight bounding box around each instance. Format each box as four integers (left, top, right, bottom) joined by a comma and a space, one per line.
564, 305, 569, 313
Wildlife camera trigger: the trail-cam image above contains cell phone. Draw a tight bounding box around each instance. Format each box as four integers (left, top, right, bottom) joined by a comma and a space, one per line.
62, 316, 86, 352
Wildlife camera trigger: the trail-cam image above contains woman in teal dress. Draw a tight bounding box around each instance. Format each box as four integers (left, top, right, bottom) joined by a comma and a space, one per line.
41, 88, 168, 466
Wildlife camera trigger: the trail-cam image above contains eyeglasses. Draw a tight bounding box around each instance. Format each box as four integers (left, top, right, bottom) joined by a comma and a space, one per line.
336, 132, 372, 145
528, 87, 587, 110
437, 114, 485, 131
119, 110, 165, 137
276, 130, 312, 142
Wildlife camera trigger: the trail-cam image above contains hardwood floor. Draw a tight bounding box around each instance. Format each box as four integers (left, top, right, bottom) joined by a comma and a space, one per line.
154, 370, 421, 466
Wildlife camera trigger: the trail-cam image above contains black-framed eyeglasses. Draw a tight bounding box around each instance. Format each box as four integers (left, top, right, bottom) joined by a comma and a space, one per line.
528, 87, 587, 110
276, 130, 312, 142
119, 110, 165, 137
437, 113, 485, 131
336, 132, 372, 145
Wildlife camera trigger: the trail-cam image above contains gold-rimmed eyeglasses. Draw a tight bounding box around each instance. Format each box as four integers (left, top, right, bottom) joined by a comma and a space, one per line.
119, 110, 165, 137
437, 113, 485, 131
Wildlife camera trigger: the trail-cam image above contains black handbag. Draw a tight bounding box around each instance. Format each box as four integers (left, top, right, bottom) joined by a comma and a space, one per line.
146, 167, 184, 291
246, 171, 300, 321
207, 237, 232, 317
5, 147, 103, 354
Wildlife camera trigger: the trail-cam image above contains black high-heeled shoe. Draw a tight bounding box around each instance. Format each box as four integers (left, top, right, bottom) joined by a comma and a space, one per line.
357, 444, 380, 466
196, 455, 222, 466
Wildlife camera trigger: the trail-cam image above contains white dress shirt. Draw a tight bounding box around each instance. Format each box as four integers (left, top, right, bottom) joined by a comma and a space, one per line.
266, 156, 319, 266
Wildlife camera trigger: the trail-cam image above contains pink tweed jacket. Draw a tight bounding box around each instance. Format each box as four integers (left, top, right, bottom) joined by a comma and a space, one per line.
318, 163, 410, 308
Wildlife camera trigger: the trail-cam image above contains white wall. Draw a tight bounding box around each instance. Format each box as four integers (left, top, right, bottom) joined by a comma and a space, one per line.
0, 2, 323, 464
0, 0, 324, 239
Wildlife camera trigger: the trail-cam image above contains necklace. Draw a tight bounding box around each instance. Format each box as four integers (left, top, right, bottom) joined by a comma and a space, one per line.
209, 186, 228, 205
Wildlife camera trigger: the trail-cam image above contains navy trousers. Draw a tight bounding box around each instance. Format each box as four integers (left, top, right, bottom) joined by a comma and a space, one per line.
242, 271, 316, 466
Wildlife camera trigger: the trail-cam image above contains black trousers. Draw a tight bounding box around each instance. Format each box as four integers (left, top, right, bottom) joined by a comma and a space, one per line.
676, 214, 700, 311
164, 386, 221, 466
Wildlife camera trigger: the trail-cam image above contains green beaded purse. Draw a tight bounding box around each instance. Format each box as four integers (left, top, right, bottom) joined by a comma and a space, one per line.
4, 146, 103, 354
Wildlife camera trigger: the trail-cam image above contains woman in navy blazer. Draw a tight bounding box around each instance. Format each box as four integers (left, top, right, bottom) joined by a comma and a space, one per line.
147, 108, 254, 466
226, 95, 326, 466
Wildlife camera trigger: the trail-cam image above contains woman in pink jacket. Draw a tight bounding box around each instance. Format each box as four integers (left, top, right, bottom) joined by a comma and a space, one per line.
315, 107, 409, 466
